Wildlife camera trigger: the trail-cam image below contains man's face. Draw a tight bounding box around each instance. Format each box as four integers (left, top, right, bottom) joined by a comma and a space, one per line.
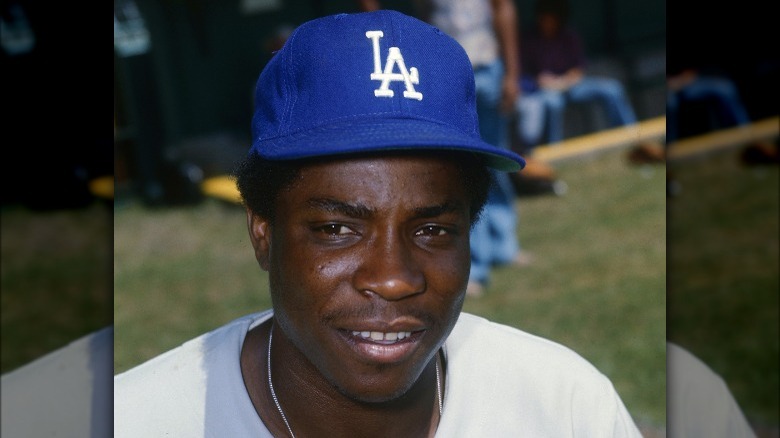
538, 13, 561, 38
251, 154, 472, 403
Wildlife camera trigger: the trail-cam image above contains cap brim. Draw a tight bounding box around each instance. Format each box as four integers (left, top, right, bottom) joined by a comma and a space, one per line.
252, 117, 526, 171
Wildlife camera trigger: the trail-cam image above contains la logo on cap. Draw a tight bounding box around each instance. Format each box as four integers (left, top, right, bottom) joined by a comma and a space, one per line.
366, 30, 423, 101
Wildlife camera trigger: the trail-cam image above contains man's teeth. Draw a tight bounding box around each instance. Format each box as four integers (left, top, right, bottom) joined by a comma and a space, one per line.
351, 331, 412, 341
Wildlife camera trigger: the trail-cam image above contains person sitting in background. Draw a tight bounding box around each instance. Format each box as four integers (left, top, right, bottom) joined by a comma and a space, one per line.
515, 0, 641, 152
665, 67, 752, 145
665, 59, 777, 197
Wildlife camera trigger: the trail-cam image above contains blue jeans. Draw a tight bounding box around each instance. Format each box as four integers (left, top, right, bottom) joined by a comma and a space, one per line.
666, 76, 751, 144
469, 60, 520, 285
516, 76, 637, 147
469, 169, 519, 285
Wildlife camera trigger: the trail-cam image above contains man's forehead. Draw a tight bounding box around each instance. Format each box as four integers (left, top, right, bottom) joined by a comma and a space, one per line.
290, 154, 469, 193
284, 154, 472, 206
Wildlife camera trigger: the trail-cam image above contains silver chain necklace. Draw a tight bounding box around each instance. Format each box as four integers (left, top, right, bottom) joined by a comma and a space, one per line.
267, 323, 444, 438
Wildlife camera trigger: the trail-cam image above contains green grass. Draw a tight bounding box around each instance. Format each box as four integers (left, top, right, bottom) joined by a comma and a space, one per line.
113, 200, 273, 370
1, 202, 112, 373
114, 148, 667, 430
667, 146, 779, 426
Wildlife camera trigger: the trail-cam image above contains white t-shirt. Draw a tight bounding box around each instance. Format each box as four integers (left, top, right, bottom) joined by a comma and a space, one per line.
424, 0, 499, 67
114, 311, 643, 437
2, 326, 113, 438
667, 342, 757, 438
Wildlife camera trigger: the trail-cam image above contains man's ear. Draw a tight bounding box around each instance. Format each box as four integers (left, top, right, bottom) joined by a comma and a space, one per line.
246, 208, 271, 271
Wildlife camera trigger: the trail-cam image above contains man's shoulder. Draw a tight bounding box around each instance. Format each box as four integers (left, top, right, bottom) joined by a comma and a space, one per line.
521, 29, 543, 46
113, 310, 273, 437
441, 313, 642, 437
452, 312, 584, 353
450, 312, 607, 380
562, 26, 584, 44
114, 311, 271, 391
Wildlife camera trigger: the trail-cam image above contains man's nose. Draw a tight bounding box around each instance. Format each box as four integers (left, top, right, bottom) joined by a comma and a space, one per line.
352, 231, 425, 300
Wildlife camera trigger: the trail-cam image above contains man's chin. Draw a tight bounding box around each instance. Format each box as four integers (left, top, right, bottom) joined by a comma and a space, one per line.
331, 375, 420, 405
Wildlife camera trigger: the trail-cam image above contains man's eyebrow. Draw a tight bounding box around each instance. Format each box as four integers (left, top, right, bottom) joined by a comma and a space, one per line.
306, 198, 374, 218
305, 198, 464, 219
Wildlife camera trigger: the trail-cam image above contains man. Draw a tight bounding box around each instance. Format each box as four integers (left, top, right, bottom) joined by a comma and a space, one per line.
114, 10, 642, 437
515, 0, 639, 149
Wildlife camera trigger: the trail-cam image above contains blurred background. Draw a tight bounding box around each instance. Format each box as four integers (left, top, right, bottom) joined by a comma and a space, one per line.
665, 0, 778, 436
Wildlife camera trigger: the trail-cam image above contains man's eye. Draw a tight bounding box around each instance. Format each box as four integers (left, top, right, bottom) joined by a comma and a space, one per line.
416, 225, 448, 237
318, 224, 353, 236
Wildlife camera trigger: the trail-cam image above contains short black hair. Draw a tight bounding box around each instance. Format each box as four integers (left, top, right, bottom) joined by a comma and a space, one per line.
535, 0, 569, 22
232, 150, 494, 226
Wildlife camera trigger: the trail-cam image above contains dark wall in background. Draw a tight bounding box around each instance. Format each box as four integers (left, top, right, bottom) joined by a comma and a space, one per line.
2, 2, 113, 209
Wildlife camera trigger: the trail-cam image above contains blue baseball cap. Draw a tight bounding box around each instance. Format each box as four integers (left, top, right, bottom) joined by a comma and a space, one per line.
250, 10, 526, 171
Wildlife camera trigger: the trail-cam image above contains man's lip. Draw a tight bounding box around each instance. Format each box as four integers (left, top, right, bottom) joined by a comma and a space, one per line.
338, 329, 425, 364
349, 330, 416, 343
339, 316, 427, 335
336, 320, 427, 364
